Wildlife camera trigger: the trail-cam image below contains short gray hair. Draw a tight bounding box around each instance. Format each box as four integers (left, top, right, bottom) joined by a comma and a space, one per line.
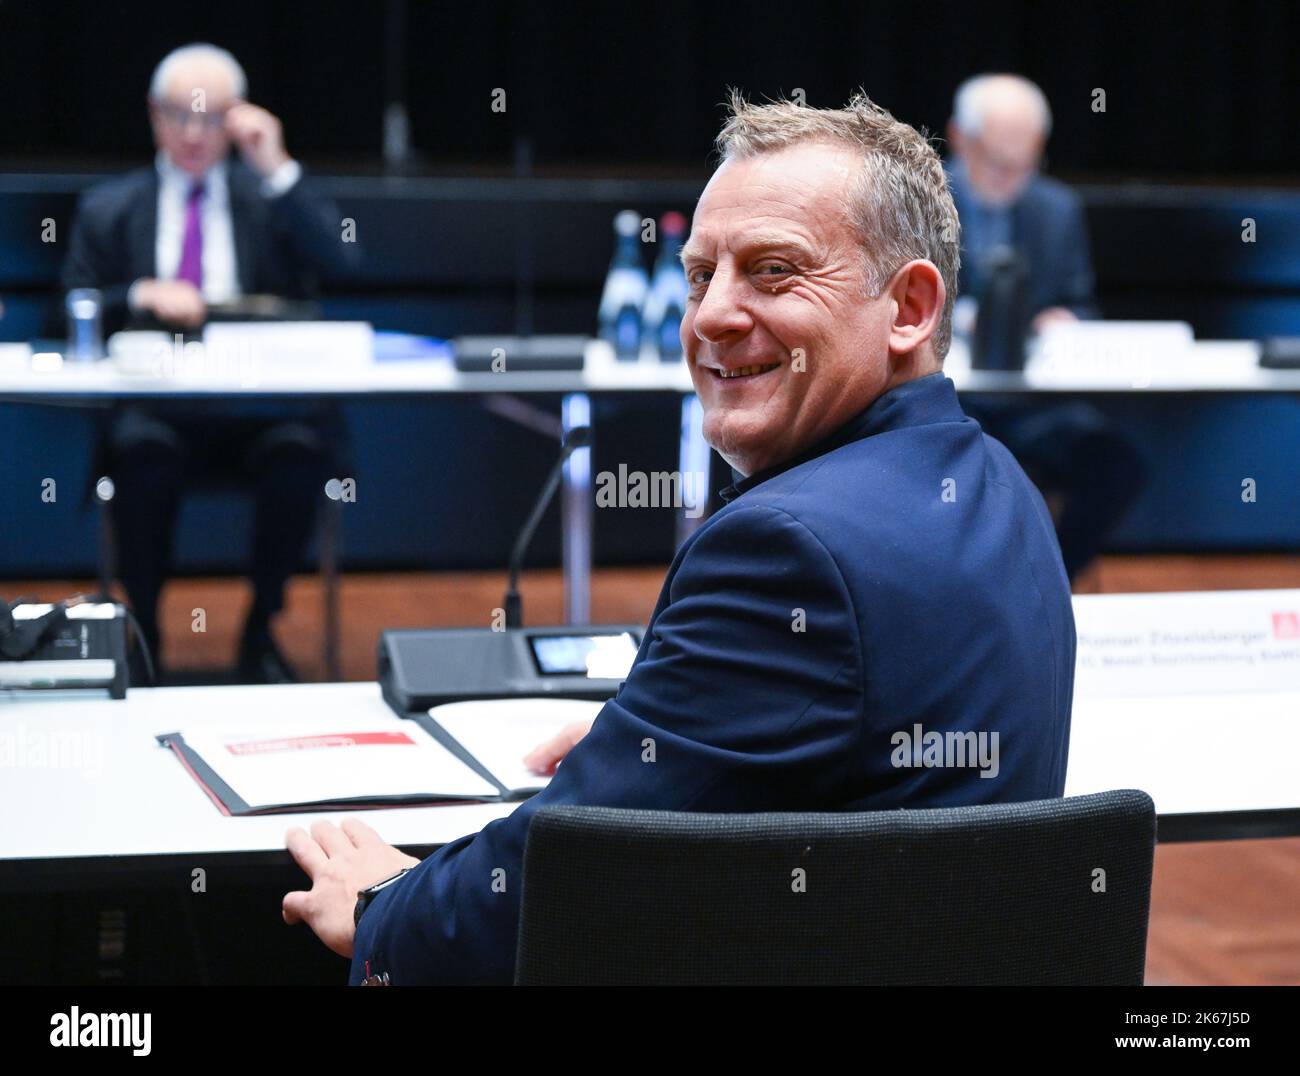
715, 90, 961, 360
149, 43, 247, 101
952, 74, 1052, 140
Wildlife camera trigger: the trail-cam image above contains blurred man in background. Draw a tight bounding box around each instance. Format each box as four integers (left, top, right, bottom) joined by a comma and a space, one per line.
947, 74, 1095, 327
946, 73, 1143, 582
62, 43, 353, 681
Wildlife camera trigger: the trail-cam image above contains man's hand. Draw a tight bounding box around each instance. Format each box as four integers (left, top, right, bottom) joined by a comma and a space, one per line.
522, 720, 596, 776
132, 278, 206, 329
282, 819, 420, 959
1031, 306, 1077, 333
225, 101, 291, 178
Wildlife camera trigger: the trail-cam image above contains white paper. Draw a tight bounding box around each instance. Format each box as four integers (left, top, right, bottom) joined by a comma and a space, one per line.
429, 697, 607, 793
178, 714, 498, 810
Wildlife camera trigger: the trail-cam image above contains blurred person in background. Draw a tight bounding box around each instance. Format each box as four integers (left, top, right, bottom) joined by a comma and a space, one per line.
946, 73, 1144, 582
62, 43, 355, 681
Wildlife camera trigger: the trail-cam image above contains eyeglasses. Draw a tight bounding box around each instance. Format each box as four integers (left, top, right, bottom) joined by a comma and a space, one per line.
151, 101, 230, 131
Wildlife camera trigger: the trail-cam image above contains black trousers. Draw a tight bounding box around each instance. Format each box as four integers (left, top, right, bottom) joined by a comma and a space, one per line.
103, 404, 342, 659
964, 398, 1146, 580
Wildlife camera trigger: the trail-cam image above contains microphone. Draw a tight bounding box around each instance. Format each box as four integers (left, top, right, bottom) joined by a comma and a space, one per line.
971, 244, 1031, 372
504, 426, 592, 628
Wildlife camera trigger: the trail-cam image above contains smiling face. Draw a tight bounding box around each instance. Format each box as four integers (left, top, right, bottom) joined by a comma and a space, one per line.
681, 142, 904, 476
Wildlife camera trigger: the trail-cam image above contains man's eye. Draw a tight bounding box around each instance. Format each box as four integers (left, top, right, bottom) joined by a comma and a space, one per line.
688, 268, 713, 286
756, 263, 792, 277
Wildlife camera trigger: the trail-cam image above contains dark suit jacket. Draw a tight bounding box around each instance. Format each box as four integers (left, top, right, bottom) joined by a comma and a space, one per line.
61, 157, 355, 334
948, 163, 1098, 318
350, 371, 1077, 985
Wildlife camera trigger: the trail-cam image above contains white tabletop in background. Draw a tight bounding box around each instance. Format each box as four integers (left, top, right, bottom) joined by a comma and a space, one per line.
0, 347, 697, 398
0, 338, 1295, 398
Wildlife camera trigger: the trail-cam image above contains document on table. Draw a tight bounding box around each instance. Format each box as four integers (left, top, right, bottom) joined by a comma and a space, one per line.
425, 697, 607, 795
158, 696, 609, 815
158, 714, 499, 815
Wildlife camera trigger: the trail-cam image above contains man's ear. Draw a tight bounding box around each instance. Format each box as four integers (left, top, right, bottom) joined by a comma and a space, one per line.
886, 259, 945, 356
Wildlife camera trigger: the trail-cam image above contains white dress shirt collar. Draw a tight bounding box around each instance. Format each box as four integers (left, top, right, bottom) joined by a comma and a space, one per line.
155, 150, 231, 203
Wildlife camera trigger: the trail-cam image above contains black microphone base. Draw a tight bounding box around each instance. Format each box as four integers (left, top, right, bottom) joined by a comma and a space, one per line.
378, 624, 643, 715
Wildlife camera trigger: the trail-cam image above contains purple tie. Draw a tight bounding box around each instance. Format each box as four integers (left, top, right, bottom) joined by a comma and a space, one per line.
176, 180, 205, 289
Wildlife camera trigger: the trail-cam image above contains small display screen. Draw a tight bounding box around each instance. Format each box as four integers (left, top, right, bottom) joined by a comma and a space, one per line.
528, 632, 639, 679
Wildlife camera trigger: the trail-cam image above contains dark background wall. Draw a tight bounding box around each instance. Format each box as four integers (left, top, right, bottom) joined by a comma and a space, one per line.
3, 1, 1299, 578
3, 1, 1300, 179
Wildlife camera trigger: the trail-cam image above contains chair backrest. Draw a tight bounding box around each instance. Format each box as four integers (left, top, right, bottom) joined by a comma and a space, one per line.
516, 790, 1156, 985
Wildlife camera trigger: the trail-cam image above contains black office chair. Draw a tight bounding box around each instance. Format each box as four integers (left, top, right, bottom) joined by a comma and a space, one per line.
516, 789, 1156, 985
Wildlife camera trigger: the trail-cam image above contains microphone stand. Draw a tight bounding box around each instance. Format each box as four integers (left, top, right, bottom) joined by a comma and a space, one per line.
504, 426, 591, 628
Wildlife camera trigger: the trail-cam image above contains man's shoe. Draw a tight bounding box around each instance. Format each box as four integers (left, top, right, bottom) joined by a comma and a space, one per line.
236, 627, 300, 684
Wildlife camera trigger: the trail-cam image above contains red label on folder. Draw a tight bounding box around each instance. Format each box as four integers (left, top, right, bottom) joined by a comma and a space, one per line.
224, 731, 417, 756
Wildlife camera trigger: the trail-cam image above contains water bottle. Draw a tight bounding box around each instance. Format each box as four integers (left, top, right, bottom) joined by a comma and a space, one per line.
65, 288, 104, 362
641, 211, 689, 362
598, 210, 649, 361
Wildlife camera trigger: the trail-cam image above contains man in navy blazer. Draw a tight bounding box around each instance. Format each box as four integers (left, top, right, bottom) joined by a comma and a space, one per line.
62, 44, 355, 681
282, 92, 1076, 985
944, 74, 1143, 580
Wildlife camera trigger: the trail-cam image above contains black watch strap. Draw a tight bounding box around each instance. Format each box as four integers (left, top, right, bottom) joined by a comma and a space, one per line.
354, 867, 412, 927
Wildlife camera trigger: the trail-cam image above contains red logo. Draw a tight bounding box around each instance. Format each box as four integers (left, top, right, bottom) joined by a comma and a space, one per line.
225, 731, 415, 755
1272, 612, 1300, 639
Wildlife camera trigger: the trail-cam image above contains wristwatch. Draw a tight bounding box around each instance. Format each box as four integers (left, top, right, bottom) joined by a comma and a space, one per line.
354, 868, 413, 927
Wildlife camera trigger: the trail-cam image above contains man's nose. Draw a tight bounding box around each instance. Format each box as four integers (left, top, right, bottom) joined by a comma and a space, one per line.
691, 265, 752, 343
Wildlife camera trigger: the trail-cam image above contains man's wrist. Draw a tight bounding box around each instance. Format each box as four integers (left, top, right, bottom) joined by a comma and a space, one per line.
353, 866, 412, 927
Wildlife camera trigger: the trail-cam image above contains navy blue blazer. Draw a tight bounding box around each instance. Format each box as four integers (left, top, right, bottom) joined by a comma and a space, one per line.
947, 162, 1098, 318
61, 158, 356, 334
350, 371, 1076, 985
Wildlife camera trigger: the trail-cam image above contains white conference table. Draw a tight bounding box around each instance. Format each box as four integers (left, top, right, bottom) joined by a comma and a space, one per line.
3, 335, 1298, 627
0, 682, 517, 890
0, 336, 1293, 397
2, 670, 1297, 893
